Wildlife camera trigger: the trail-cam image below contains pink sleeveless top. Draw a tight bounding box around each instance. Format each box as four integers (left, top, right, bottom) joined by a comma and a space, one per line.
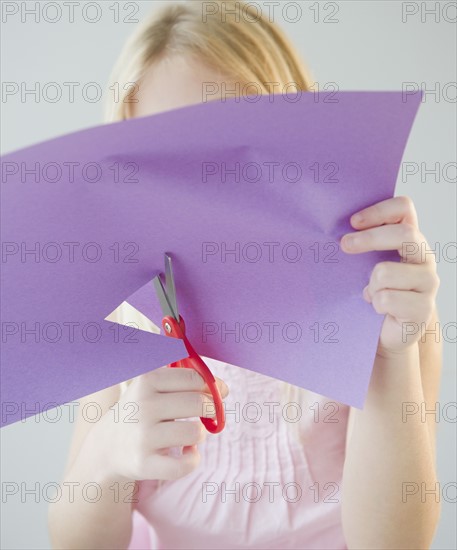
128, 359, 349, 549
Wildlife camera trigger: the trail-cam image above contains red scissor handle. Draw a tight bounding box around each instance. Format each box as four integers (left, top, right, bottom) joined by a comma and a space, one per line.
162, 315, 225, 434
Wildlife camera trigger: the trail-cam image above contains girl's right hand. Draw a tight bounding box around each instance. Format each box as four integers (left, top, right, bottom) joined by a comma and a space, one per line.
84, 366, 229, 483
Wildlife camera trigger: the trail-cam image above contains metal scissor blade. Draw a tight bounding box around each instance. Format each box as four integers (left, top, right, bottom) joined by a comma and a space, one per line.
164, 253, 179, 320
153, 275, 176, 319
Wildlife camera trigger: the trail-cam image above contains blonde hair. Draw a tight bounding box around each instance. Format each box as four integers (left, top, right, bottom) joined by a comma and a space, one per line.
105, 0, 313, 121
107, 0, 313, 415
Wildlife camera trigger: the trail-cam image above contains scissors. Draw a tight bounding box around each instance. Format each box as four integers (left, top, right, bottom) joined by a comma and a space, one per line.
153, 253, 226, 434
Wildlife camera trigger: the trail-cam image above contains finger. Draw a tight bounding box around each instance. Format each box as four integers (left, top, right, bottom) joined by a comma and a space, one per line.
144, 446, 201, 481
370, 289, 432, 320
152, 420, 206, 450
139, 367, 229, 397
341, 224, 432, 264
154, 391, 219, 421
200, 376, 229, 399
350, 196, 418, 230
367, 262, 440, 295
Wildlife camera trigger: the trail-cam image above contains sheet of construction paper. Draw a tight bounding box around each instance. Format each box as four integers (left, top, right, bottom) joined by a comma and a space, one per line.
1, 92, 422, 426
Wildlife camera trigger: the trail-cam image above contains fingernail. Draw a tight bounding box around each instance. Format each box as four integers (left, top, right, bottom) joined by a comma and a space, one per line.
343, 235, 354, 250
363, 285, 371, 303
352, 213, 364, 225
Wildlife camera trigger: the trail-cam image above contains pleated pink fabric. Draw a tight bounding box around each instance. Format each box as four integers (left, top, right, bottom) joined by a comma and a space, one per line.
128, 359, 349, 549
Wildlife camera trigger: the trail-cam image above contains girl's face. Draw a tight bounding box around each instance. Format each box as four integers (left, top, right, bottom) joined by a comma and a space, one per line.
131, 55, 233, 118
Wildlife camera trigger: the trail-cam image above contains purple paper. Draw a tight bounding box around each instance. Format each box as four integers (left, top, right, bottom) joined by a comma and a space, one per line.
1, 92, 421, 426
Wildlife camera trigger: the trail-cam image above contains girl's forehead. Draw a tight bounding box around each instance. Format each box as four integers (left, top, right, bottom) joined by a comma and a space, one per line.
131, 54, 234, 119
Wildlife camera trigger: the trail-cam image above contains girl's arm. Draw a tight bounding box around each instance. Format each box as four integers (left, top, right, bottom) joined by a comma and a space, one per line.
48, 386, 136, 549
343, 314, 441, 549
340, 197, 442, 549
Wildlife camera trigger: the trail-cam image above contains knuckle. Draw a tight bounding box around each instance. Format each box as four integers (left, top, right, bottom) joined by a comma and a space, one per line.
373, 291, 390, 313
398, 195, 415, 213
372, 263, 389, 286
423, 270, 436, 290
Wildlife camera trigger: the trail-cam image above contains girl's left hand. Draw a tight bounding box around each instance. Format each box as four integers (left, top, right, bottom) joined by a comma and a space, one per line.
341, 196, 440, 355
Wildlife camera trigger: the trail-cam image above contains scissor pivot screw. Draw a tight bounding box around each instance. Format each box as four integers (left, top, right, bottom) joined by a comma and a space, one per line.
164, 322, 172, 333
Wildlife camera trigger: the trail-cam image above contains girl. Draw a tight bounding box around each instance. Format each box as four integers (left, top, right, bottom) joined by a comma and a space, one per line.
48, 2, 441, 548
